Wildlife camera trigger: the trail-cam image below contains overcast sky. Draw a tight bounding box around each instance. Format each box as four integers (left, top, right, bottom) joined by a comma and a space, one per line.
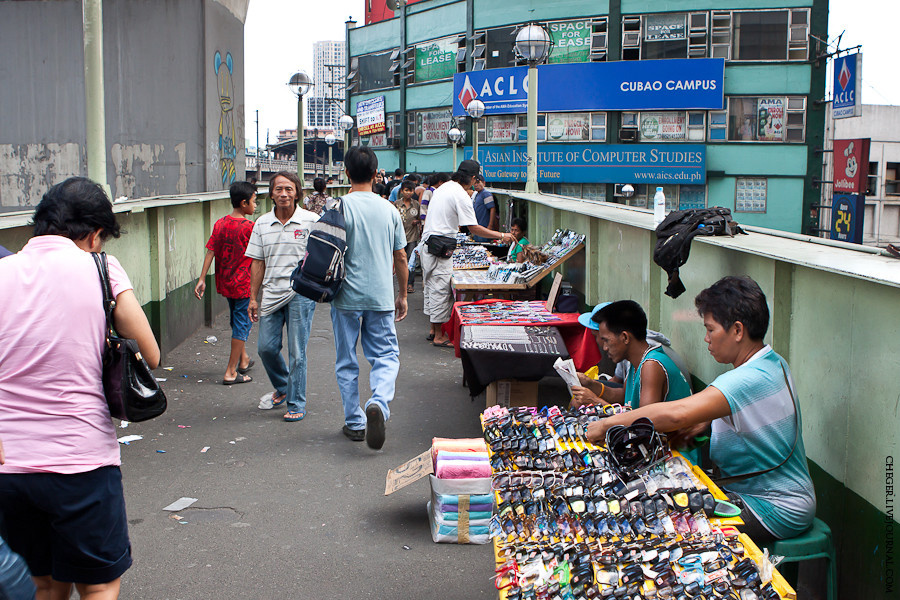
243, 0, 898, 147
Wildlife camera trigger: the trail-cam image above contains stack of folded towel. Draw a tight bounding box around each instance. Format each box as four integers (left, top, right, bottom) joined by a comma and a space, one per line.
427, 438, 494, 544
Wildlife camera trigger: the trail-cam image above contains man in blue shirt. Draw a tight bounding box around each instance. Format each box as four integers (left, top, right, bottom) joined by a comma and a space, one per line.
471, 175, 496, 242
332, 146, 408, 450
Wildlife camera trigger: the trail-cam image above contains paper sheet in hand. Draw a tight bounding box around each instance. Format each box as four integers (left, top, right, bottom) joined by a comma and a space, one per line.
553, 357, 580, 393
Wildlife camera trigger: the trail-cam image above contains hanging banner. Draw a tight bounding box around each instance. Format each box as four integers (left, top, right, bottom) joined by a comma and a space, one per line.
757, 98, 784, 141
467, 143, 705, 184
639, 112, 687, 140
833, 52, 862, 119
453, 59, 725, 116
415, 110, 453, 146
833, 138, 871, 194
548, 20, 591, 64
486, 116, 518, 143
416, 37, 457, 82
645, 14, 686, 41
356, 96, 386, 136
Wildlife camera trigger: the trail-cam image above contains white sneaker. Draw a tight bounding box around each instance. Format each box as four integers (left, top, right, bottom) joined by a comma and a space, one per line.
258, 393, 274, 410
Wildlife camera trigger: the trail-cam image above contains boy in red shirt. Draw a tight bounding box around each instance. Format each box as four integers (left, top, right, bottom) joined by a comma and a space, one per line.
195, 181, 258, 384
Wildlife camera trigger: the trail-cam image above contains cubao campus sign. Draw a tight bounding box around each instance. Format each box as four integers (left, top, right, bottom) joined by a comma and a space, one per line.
453, 59, 724, 116
467, 144, 706, 185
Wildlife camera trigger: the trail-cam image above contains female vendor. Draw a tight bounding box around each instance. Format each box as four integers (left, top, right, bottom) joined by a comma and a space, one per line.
586, 276, 816, 542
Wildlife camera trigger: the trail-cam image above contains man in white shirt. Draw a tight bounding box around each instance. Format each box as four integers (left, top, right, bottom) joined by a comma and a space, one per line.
420, 160, 512, 346
245, 171, 320, 421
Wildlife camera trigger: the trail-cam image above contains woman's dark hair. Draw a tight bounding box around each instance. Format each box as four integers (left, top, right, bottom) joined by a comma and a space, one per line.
450, 171, 474, 186
31, 177, 121, 241
229, 181, 257, 208
431, 172, 450, 186
346, 146, 379, 183
312, 177, 326, 194
694, 275, 769, 341
511, 217, 527, 232
591, 300, 647, 342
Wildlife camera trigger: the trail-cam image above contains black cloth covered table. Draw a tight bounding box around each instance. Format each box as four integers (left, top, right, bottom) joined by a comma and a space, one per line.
460, 325, 569, 397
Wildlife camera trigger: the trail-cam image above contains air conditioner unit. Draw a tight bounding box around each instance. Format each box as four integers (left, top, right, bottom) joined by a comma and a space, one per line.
619, 127, 638, 142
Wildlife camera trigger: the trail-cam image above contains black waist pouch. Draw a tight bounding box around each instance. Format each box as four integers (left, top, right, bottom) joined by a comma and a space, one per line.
426, 235, 457, 258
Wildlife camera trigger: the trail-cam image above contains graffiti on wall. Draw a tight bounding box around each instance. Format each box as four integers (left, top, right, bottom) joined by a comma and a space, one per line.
215, 51, 237, 186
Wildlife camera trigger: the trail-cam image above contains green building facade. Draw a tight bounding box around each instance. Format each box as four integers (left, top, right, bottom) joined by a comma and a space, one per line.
346, 0, 829, 234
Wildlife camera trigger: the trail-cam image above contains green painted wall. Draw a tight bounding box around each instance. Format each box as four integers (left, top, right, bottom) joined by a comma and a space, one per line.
724, 64, 812, 95
706, 176, 804, 231
474, 0, 610, 28
495, 190, 898, 599
406, 3, 465, 45
621, 0, 812, 11
348, 18, 399, 55
406, 82, 453, 110
407, 148, 456, 173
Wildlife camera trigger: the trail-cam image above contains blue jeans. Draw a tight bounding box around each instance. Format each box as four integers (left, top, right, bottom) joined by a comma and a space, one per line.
331, 307, 400, 430
0, 535, 35, 600
257, 295, 316, 413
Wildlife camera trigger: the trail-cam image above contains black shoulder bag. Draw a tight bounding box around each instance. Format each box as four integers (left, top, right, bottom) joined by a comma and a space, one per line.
92, 252, 167, 422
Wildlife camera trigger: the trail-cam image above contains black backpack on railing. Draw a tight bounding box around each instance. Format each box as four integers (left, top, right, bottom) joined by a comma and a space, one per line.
653, 207, 746, 299
290, 197, 347, 303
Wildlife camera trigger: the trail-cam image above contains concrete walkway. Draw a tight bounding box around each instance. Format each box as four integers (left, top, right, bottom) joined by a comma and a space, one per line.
118, 287, 496, 599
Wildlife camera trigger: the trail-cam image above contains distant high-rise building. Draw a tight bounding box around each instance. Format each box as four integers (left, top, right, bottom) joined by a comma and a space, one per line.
307, 40, 345, 130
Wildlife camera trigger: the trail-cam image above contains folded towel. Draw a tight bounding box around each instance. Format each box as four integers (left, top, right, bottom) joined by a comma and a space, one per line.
435, 510, 493, 521
432, 438, 488, 454
433, 492, 494, 506
435, 459, 492, 480
435, 450, 489, 462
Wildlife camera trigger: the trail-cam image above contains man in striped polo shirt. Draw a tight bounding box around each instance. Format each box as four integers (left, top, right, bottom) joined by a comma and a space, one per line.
586, 276, 815, 542
246, 171, 320, 422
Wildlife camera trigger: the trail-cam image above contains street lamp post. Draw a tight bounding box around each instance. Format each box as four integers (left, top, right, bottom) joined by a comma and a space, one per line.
448, 127, 462, 170
515, 24, 552, 194
339, 114, 354, 184
288, 71, 313, 185
466, 99, 485, 165
325, 133, 336, 179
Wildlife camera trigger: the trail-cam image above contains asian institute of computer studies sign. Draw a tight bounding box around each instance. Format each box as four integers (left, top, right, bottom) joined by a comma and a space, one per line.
833, 52, 861, 119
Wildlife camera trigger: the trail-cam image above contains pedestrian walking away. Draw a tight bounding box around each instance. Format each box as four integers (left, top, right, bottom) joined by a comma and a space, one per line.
245, 171, 319, 421
194, 180, 259, 385
331, 146, 408, 450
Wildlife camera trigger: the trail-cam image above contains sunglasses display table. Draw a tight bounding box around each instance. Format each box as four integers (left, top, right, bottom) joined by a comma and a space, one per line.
444, 301, 602, 375
481, 407, 796, 600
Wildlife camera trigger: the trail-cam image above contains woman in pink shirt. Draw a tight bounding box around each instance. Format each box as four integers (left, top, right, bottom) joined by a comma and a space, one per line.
0, 177, 160, 600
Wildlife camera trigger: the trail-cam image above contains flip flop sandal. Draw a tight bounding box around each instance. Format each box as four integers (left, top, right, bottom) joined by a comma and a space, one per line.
222, 374, 252, 385
271, 394, 287, 408
433, 340, 454, 348
237, 359, 255, 374
426, 333, 436, 341
284, 410, 306, 422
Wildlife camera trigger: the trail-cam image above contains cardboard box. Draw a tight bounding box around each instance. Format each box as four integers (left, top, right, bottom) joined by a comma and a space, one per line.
485, 379, 539, 408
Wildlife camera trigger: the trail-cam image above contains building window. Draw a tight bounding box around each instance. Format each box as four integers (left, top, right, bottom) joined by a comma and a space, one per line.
867, 162, 879, 196
517, 114, 547, 141
735, 177, 767, 212
357, 51, 395, 92
407, 108, 454, 147
552, 183, 607, 202
727, 97, 805, 142
623, 184, 680, 211
886, 163, 900, 196
485, 26, 518, 69
708, 110, 727, 140
730, 9, 809, 61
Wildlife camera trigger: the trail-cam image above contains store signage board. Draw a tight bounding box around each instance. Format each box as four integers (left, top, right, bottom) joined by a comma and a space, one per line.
830, 193, 864, 244
466, 143, 706, 185
416, 110, 454, 146
833, 138, 871, 194
385, 449, 433, 495
357, 96, 386, 136
416, 37, 457, 82
833, 52, 861, 119
453, 59, 725, 116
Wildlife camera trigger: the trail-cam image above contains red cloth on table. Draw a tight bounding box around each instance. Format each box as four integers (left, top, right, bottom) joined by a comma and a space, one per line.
442, 300, 602, 371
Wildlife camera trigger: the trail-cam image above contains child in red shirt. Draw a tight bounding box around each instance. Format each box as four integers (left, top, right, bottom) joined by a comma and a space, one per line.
195, 181, 258, 384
